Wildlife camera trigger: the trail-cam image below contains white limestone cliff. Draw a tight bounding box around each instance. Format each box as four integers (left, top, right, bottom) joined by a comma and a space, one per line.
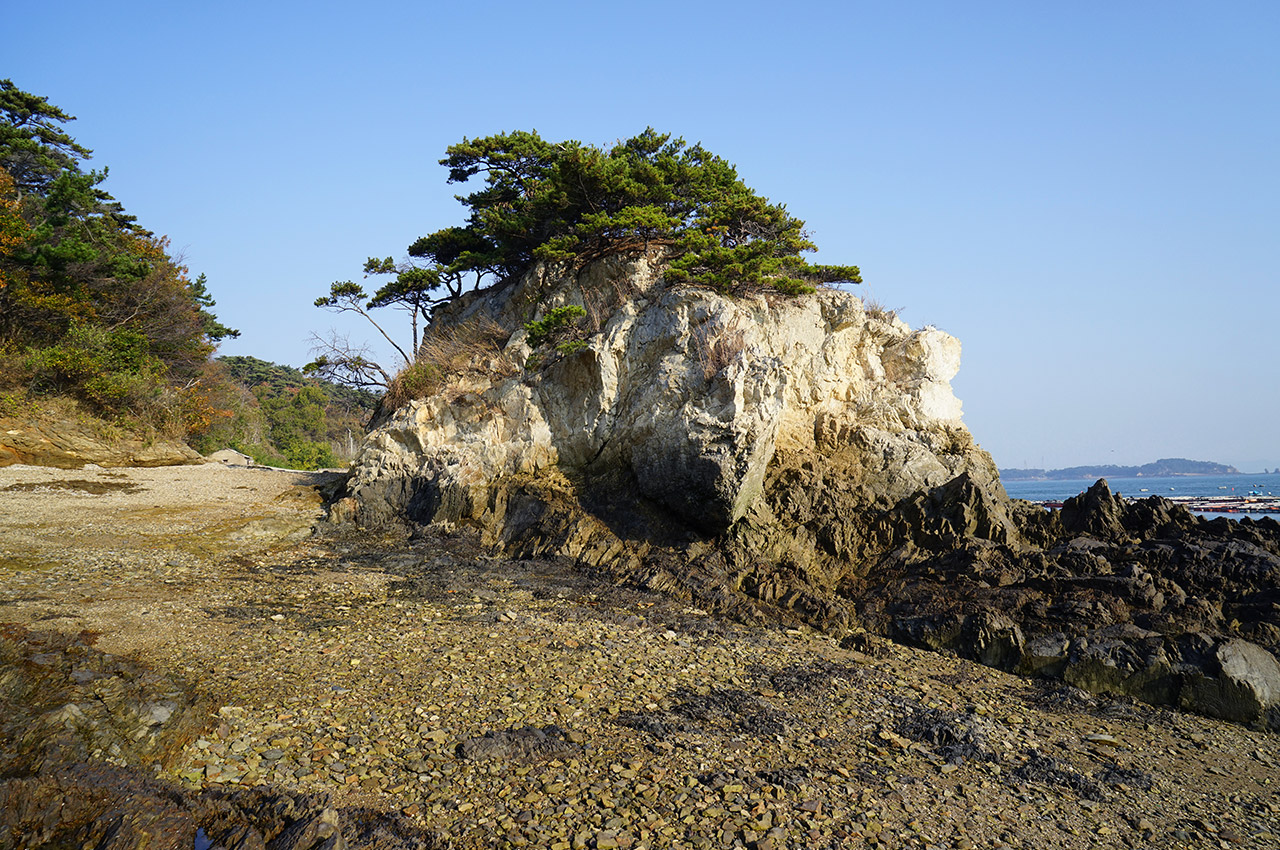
335, 252, 999, 535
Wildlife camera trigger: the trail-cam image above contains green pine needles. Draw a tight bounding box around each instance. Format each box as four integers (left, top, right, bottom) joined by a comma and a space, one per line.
416, 128, 861, 299
523, 305, 588, 367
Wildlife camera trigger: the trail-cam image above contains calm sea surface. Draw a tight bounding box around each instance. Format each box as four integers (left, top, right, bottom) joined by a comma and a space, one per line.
1002, 472, 1280, 519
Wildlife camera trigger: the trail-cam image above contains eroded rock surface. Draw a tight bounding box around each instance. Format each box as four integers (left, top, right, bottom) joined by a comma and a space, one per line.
329, 254, 1280, 731
332, 255, 1001, 632
0, 413, 201, 469
0, 626, 436, 850
337, 252, 997, 539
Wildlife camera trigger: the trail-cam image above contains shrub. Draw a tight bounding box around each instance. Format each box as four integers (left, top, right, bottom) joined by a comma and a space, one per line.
522, 305, 589, 369
26, 322, 167, 415
524, 305, 587, 349
383, 360, 442, 411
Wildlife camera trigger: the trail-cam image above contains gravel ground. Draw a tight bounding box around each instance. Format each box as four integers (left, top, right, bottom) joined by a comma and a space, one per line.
1, 463, 1278, 849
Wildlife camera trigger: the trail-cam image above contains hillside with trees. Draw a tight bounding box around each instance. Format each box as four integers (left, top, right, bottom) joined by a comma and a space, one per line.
198, 356, 378, 469
0, 80, 238, 438
999, 458, 1241, 480
0, 81, 375, 471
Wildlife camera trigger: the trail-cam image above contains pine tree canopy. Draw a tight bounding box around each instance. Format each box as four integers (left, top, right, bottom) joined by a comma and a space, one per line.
430, 128, 861, 296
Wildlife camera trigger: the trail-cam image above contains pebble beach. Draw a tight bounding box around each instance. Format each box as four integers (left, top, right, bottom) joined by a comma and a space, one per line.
2, 462, 1278, 849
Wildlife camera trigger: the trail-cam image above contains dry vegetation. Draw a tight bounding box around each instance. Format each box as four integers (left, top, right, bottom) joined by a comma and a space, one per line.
861, 295, 900, 322
691, 319, 748, 381
384, 317, 514, 411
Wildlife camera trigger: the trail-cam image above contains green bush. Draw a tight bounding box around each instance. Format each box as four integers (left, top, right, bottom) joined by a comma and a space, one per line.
27, 322, 167, 414
521, 305, 588, 369
525, 305, 586, 347
278, 440, 338, 470
383, 360, 441, 411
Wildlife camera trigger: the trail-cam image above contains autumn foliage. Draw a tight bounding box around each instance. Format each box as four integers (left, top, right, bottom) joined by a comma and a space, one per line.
0, 80, 238, 436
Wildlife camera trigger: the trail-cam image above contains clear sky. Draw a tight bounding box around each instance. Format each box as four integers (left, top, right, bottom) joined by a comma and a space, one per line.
8, 1, 1278, 471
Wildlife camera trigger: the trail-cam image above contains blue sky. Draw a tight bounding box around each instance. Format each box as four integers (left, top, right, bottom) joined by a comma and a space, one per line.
9, 1, 1278, 470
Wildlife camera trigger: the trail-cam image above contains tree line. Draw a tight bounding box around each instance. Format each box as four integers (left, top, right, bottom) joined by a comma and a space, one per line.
0, 81, 376, 469
0, 79, 237, 432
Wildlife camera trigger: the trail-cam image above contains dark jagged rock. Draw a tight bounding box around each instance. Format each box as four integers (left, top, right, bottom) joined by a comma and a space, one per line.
0, 765, 436, 850
1180, 639, 1280, 725
852, 480, 1280, 730
1059, 479, 1129, 539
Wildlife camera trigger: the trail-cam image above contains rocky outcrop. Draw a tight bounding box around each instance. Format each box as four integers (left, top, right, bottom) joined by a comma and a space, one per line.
337, 252, 998, 539
330, 253, 1001, 632
330, 253, 1280, 731
857, 480, 1280, 730
0, 412, 201, 469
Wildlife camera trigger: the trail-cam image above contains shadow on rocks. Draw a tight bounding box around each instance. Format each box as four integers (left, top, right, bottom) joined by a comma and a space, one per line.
0, 625, 439, 850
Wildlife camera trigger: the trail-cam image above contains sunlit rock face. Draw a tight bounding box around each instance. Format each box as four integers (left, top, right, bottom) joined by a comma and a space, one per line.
336, 251, 998, 537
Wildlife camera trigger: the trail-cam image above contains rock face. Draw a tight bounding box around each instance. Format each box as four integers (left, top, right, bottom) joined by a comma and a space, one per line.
339, 252, 999, 541
333, 253, 1005, 635
0, 412, 201, 469
857, 480, 1280, 730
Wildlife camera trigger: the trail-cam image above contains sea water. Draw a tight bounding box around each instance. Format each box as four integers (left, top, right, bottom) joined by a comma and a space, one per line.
1002, 472, 1280, 519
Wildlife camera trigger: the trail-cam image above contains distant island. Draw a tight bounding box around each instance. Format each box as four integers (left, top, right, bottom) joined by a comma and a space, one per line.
999, 457, 1241, 481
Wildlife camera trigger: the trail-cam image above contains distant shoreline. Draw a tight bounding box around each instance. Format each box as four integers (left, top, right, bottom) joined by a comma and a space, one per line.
1004, 472, 1240, 481
1000, 457, 1242, 481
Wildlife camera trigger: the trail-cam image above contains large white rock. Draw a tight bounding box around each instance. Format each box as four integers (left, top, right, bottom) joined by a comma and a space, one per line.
342, 253, 984, 531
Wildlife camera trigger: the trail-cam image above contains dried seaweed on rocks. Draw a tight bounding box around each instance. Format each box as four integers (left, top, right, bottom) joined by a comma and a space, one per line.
757, 767, 810, 791
1, 479, 141, 495
668, 687, 794, 740
734, 710, 790, 738
1011, 751, 1106, 801
1096, 763, 1154, 791
620, 687, 796, 743
456, 725, 583, 762
1032, 683, 1100, 712
894, 703, 997, 764
614, 712, 684, 740
668, 687, 763, 722
757, 659, 862, 694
